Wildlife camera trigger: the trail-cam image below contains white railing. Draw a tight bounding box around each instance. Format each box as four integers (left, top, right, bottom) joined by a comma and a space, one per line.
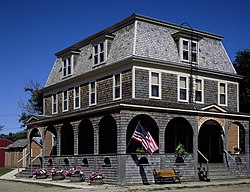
223, 149, 236, 174
30, 152, 42, 176
197, 150, 209, 179
17, 152, 30, 174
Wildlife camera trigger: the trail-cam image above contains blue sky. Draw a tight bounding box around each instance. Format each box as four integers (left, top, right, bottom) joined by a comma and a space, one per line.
0, 0, 249, 134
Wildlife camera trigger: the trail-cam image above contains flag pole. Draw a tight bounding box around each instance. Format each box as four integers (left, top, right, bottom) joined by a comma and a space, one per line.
126, 121, 140, 150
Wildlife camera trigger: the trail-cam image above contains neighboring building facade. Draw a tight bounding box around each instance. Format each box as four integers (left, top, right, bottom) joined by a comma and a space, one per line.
5, 139, 42, 168
27, 14, 250, 184
0, 138, 13, 167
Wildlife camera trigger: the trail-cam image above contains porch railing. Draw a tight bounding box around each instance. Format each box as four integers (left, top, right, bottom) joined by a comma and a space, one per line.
17, 152, 30, 174
197, 150, 209, 179
223, 149, 236, 174
30, 152, 42, 176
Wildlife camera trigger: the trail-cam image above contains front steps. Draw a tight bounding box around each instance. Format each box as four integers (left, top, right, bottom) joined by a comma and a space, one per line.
15, 166, 41, 178
208, 163, 236, 181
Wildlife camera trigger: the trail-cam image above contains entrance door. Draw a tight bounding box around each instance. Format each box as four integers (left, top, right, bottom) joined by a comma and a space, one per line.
198, 120, 224, 163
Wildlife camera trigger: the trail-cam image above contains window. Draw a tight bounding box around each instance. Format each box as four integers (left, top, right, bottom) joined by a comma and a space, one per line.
74, 86, 80, 109
62, 90, 68, 112
180, 38, 198, 63
89, 82, 96, 105
195, 79, 203, 103
113, 73, 122, 100
52, 94, 58, 114
63, 56, 73, 77
93, 42, 105, 65
219, 82, 227, 105
178, 76, 188, 102
149, 72, 161, 99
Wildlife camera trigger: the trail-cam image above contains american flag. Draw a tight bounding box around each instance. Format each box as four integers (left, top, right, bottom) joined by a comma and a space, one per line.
132, 122, 159, 154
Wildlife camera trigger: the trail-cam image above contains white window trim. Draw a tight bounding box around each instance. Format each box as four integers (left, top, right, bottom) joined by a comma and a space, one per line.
52, 94, 58, 114
179, 38, 198, 63
89, 82, 97, 106
194, 78, 204, 104
62, 56, 73, 78
218, 82, 228, 106
74, 86, 81, 109
113, 73, 122, 100
149, 71, 161, 99
178, 75, 189, 102
62, 90, 69, 112
93, 41, 106, 65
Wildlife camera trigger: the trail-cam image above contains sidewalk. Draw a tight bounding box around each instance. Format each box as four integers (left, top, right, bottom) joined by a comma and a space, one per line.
1, 169, 250, 191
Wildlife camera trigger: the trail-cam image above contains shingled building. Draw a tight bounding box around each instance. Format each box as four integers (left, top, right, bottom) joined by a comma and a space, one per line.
27, 14, 250, 184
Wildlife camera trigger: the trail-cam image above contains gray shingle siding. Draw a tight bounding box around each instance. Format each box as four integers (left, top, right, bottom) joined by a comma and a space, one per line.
135, 21, 179, 62
106, 24, 134, 64
199, 38, 236, 74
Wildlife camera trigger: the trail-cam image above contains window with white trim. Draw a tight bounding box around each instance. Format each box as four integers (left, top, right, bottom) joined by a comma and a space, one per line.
180, 38, 198, 63
74, 86, 80, 109
149, 72, 161, 99
219, 82, 227, 105
62, 90, 68, 112
178, 76, 188, 102
93, 42, 105, 65
89, 82, 96, 105
195, 79, 203, 103
52, 94, 58, 114
63, 56, 73, 77
113, 73, 121, 100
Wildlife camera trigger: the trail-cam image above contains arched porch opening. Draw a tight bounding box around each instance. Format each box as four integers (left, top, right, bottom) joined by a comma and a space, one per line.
126, 114, 159, 153
99, 114, 117, 154
228, 122, 245, 154
29, 128, 43, 165
198, 120, 224, 163
60, 122, 74, 155
165, 117, 193, 153
45, 125, 57, 156
78, 118, 94, 154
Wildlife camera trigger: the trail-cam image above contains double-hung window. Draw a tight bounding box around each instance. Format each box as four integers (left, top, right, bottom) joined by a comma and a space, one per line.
180, 38, 198, 63
219, 82, 227, 106
52, 94, 58, 114
74, 86, 80, 109
195, 79, 203, 103
113, 73, 122, 100
178, 76, 188, 102
63, 56, 73, 77
93, 42, 105, 65
149, 72, 161, 99
89, 82, 96, 105
62, 90, 68, 112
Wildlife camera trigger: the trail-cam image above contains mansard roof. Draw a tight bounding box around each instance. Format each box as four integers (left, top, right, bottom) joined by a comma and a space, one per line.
45, 14, 237, 89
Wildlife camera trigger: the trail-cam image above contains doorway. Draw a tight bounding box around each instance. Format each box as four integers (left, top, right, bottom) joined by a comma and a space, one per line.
198, 120, 224, 163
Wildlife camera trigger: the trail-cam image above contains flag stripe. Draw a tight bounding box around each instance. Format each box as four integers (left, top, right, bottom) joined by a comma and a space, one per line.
131, 122, 159, 154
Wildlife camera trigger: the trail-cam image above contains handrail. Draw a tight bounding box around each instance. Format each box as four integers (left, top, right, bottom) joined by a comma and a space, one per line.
223, 149, 235, 162
18, 152, 30, 163
197, 150, 209, 162
197, 150, 209, 179
30, 152, 42, 176
31, 152, 42, 163
17, 152, 30, 174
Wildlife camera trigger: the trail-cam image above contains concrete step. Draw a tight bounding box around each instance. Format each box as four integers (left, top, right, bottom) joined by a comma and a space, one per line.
208, 163, 236, 181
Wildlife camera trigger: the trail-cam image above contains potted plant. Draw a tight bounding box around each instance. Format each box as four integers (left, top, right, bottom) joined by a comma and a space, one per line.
175, 143, 188, 163
32, 168, 48, 179
65, 168, 85, 182
88, 172, 105, 185
233, 146, 241, 154
50, 168, 65, 180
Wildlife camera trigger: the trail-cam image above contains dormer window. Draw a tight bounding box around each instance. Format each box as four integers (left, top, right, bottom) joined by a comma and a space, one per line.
93, 42, 106, 65
63, 56, 73, 77
180, 38, 198, 63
